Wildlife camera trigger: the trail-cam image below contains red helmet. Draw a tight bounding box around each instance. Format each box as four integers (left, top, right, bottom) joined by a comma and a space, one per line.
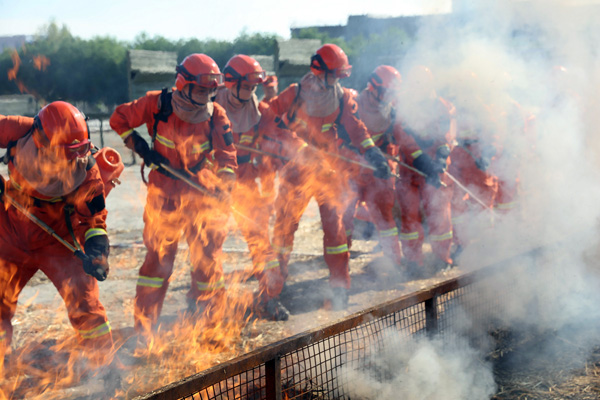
223, 55, 266, 89
368, 65, 401, 98
310, 44, 352, 79
175, 53, 224, 91
33, 101, 90, 159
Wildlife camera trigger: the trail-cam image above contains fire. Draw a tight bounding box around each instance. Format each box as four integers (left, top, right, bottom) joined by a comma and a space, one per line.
7, 49, 50, 98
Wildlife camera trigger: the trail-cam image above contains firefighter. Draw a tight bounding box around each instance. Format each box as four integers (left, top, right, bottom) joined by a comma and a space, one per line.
109, 53, 237, 336
261, 75, 279, 103
447, 90, 499, 261
214, 55, 305, 321
394, 65, 457, 275
342, 65, 403, 268
267, 44, 391, 310
0, 102, 113, 372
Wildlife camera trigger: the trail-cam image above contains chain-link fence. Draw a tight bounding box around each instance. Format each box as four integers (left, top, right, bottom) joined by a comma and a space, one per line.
135, 249, 534, 400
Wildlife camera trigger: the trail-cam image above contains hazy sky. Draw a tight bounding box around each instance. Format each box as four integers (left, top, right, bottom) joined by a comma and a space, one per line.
0, 0, 452, 42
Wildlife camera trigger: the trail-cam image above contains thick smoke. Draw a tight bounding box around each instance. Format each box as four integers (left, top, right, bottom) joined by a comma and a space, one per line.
342, 0, 600, 398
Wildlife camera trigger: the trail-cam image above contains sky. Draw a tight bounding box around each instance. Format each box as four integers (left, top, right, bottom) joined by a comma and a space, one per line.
0, 0, 452, 42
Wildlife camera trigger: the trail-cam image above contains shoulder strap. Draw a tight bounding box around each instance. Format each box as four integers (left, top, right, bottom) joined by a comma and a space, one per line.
286, 83, 302, 123
152, 88, 173, 148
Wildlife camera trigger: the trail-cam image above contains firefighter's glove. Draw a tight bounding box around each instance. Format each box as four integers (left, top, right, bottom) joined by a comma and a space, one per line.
413, 153, 443, 188
216, 172, 236, 205
476, 144, 497, 172
83, 234, 110, 281
364, 147, 391, 179
435, 146, 451, 171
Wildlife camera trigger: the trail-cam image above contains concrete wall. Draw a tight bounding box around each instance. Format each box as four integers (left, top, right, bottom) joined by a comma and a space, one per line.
0, 94, 38, 116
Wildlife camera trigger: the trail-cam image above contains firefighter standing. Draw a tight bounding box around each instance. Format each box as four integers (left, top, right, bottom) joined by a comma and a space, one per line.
0, 102, 113, 372
109, 54, 237, 336
342, 66, 404, 268
267, 44, 390, 310
394, 65, 457, 274
214, 55, 305, 321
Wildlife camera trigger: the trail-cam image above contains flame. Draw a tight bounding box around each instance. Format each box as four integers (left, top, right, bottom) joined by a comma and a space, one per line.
7, 49, 49, 98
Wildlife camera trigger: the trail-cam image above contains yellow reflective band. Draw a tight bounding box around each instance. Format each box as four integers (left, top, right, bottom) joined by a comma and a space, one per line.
495, 202, 517, 210
345, 229, 353, 236
197, 277, 225, 291
452, 215, 466, 225
137, 276, 164, 288
84, 228, 107, 241
273, 244, 292, 255
379, 227, 398, 238
361, 138, 375, 149
240, 134, 254, 144
155, 134, 175, 149
430, 231, 453, 242
400, 231, 419, 240
371, 133, 384, 142
0, 330, 5, 341
325, 243, 349, 255
411, 150, 423, 159
321, 123, 333, 132
217, 167, 235, 175
192, 141, 210, 154
79, 321, 111, 340
264, 260, 280, 270
299, 143, 308, 150
120, 129, 134, 140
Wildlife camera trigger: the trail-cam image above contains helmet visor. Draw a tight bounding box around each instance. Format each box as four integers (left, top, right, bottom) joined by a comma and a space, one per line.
244, 71, 266, 84
195, 73, 224, 88
334, 65, 352, 79
62, 139, 91, 160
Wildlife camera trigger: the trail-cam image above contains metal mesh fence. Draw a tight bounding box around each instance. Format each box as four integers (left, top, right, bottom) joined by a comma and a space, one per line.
136, 254, 526, 400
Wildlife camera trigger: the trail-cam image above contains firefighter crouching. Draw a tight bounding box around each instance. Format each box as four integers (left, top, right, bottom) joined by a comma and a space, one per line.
0, 102, 114, 373
267, 44, 390, 310
109, 53, 237, 338
214, 55, 306, 321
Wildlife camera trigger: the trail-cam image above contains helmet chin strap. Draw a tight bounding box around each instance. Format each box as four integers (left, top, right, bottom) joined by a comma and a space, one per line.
232, 81, 250, 104
186, 85, 207, 106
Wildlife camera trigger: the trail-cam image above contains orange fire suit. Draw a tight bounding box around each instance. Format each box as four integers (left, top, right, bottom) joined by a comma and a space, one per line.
110, 90, 237, 332
214, 95, 305, 299
0, 115, 112, 366
394, 97, 456, 266
448, 137, 498, 248
268, 84, 377, 289
342, 90, 402, 266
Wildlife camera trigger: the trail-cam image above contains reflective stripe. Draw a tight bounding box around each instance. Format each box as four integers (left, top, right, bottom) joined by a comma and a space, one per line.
155, 134, 175, 149
217, 167, 235, 175
345, 229, 353, 236
321, 123, 333, 132
430, 231, 453, 242
84, 228, 107, 241
298, 143, 308, 150
495, 202, 517, 210
411, 149, 423, 159
240, 134, 254, 144
452, 215, 466, 225
264, 260, 280, 271
361, 138, 375, 149
273, 244, 292, 255
119, 129, 134, 140
371, 133, 384, 142
0, 330, 5, 341
400, 231, 419, 240
79, 321, 111, 340
192, 141, 210, 154
197, 277, 225, 291
379, 227, 398, 238
137, 276, 165, 288
325, 243, 349, 255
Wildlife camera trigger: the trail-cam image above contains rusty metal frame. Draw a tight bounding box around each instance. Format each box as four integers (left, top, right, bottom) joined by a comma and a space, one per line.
134, 247, 536, 400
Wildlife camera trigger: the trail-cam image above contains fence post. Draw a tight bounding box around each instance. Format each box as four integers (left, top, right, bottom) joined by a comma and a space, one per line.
265, 356, 281, 400
425, 296, 439, 336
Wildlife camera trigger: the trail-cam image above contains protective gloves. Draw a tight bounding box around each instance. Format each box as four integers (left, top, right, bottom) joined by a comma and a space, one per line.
435, 145, 451, 171
126, 130, 176, 178
83, 234, 110, 281
412, 153, 443, 188
364, 147, 391, 179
